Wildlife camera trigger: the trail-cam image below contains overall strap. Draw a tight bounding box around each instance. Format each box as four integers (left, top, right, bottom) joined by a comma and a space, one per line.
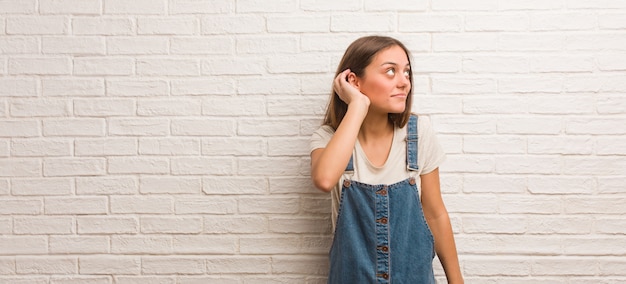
406, 114, 419, 171
345, 155, 354, 172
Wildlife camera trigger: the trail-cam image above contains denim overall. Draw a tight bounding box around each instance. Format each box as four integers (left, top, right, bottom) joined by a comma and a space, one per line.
328, 115, 436, 284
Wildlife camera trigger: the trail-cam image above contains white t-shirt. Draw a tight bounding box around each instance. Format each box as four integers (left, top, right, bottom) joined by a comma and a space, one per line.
309, 115, 446, 230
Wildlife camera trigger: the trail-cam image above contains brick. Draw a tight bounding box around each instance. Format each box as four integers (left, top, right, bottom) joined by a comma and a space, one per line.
530, 56, 594, 73
499, 0, 565, 10
75, 138, 137, 156
432, 0, 496, 10
238, 76, 300, 95
528, 136, 593, 155
141, 257, 205, 275
330, 13, 394, 32
0, 37, 39, 54
171, 78, 235, 95
109, 118, 169, 136
107, 37, 168, 55
110, 196, 173, 214
267, 96, 327, 116
497, 117, 562, 134
104, 0, 166, 14
73, 17, 134, 35
566, 33, 626, 51
0, 277, 48, 284
172, 235, 237, 254
137, 59, 200, 76
171, 157, 233, 175
140, 177, 202, 194
7, 16, 68, 35
202, 95, 265, 116
598, 177, 626, 194
108, 157, 169, 174
237, 0, 297, 12
239, 236, 301, 254
596, 218, 626, 234
463, 56, 528, 73
206, 256, 270, 274
177, 277, 238, 284
0, 257, 14, 274
171, 118, 234, 136
432, 76, 497, 94
201, 15, 265, 35
268, 53, 329, 74
77, 217, 138, 234
137, 98, 201, 116
431, 116, 495, 134
531, 13, 596, 31
11, 139, 71, 157
0, 0, 36, 13
74, 98, 135, 116
79, 256, 141, 275
174, 197, 237, 214
43, 78, 105, 97
458, 235, 561, 255
9, 57, 71, 75
499, 33, 564, 51
42, 36, 105, 55
411, 55, 461, 73
365, 0, 426, 10
597, 52, 626, 71
49, 236, 109, 254
267, 15, 329, 33
0, 218, 10, 234
269, 177, 319, 194
599, 13, 626, 30
238, 197, 299, 214
203, 57, 265, 75
498, 76, 563, 93
463, 175, 526, 193
16, 257, 77, 274
499, 196, 562, 214
463, 135, 525, 154
139, 138, 199, 155
203, 177, 267, 195
203, 215, 267, 234
496, 156, 562, 174
50, 276, 112, 284
464, 257, 530, 276
465, 14, 529, 31
40, 0, 100, 14
138, 17, 197, 35
566, 118, 626, 135
170, 0, 234, 14
14, 217, 73, 234
238, 119, 299, 136
45, 196, 107, 214
43, 158, 106, 177
463, 216, 526, 234
236, 35, 297, 54
74, 57, 134, 75
441, 155, 494, 173
0, 236, 47, 255
301, 0, 360, 11
76, 176, 137, 195
43, 118, 105, 137
268, 137, 309, 156
106, 79, 168, 96
171, 36, 233, 55
111, 236, 172, 254
597, 137, 626, 155
140, 217, 202, 234
10, 99, 71, 117
269, 217, 330, 234
463, 97, 526, 114
0, 159, 41, 177
562, 237, 626, 255
433, 33, 498, 51
526, 216, 592, 235
0, 120, 40, 137
271, 256, 328, 275
0, 79, 37, 97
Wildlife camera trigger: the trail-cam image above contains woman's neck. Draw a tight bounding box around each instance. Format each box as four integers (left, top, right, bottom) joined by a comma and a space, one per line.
358, 112, 394, 144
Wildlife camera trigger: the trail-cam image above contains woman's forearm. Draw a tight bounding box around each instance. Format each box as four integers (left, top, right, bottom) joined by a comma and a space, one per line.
429, 212, 463, 283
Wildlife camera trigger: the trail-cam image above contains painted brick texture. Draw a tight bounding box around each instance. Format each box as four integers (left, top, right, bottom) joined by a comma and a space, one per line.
1, 0, 625, 283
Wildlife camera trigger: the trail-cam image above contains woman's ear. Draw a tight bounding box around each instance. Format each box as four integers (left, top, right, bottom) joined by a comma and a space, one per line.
347, 72, 360, 89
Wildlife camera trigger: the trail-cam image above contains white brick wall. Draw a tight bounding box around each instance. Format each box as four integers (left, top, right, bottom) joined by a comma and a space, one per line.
0, 0, 625, 283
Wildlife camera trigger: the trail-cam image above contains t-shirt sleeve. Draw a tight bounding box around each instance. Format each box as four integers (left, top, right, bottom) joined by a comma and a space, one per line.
418, 116, 446, 175
309, 125, 335, 154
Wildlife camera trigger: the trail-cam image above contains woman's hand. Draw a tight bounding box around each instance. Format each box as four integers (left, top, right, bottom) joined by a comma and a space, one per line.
333, 69, 370, 108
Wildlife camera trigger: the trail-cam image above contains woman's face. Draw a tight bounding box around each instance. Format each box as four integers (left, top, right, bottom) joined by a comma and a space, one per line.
355, 45, 411, 115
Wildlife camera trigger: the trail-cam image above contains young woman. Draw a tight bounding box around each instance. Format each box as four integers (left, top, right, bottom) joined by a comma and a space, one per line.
310, 36, 463, 283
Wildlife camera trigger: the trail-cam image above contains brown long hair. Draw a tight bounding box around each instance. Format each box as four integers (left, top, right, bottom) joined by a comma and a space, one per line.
322, 36, 413, 130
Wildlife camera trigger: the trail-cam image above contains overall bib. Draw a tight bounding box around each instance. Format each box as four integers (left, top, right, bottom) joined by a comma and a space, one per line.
328, 115, 436, 284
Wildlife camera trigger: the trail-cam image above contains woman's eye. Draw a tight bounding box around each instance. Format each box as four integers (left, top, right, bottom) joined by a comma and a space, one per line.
386, 69, 395, 76
404, 70, 411, 77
